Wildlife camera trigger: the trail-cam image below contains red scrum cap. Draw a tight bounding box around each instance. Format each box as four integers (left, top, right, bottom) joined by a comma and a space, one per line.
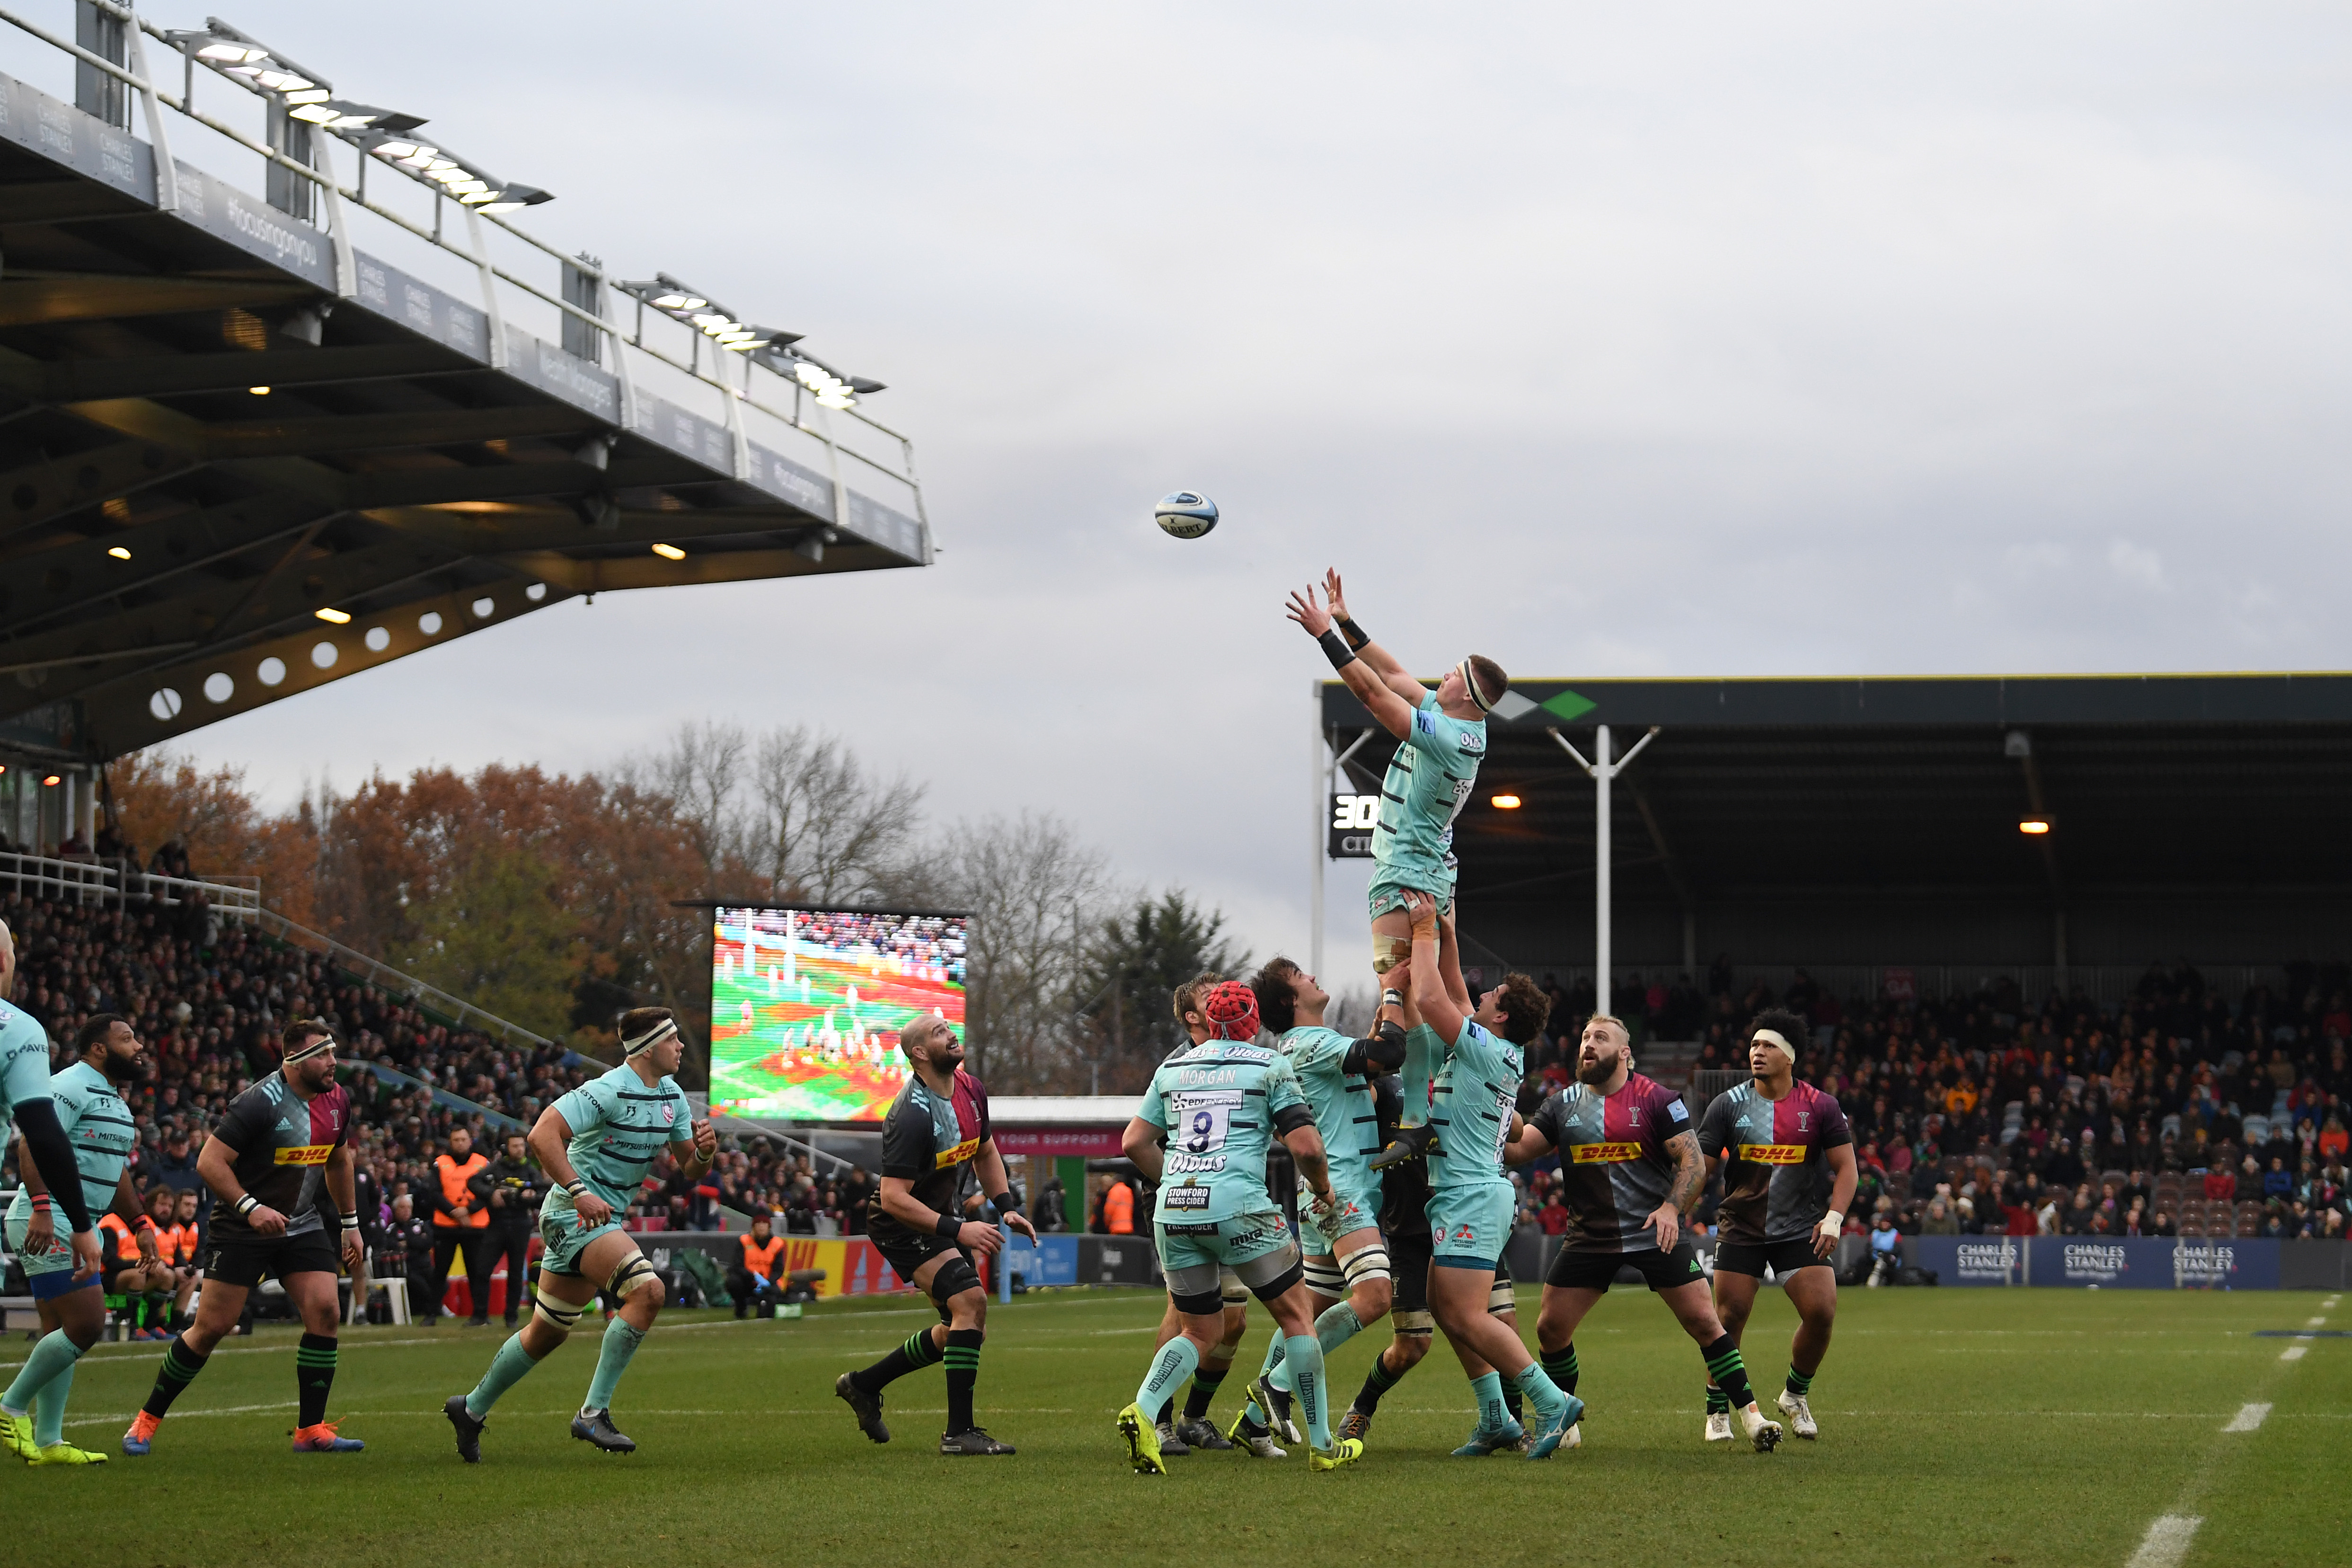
1202, 981, 1261, 1041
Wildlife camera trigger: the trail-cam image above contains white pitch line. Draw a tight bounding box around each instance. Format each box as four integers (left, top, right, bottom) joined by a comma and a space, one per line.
2307, 1317, 2328, 1328
2280, 1344, 2308, 1362
2221, 1402, 2272, 1433
2125, 1515, 2203, 1568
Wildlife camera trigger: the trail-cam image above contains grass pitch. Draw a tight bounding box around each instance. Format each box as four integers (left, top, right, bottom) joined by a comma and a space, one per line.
2, 1284, 2343, 1568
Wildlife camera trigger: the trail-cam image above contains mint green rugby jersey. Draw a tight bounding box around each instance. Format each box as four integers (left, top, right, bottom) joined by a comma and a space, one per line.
1275, 1026, 1378, 1192
1136, 1040, 1311, 1224
1427, 1019, 1522, 1191
1370, 691, 1486, 880
3, 1059, 136, 1224
541, 1062, 693, 1220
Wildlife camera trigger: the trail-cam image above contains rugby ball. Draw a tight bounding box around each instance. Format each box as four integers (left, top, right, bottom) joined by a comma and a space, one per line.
1154, 491, 1219, 539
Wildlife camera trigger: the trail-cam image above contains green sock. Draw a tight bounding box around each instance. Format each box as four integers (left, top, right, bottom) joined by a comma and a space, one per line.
1284, 1333, 1329, 1449
1353, 1348, 1405, 1417
1469, 1370, 1507, 1430
2, 1329, 84, 1419
466, 1331, 544, 1418
1706, 1383, 1731, 1414
1542, 1344, 1580, 1396
32, 1361, 72, 1448
1273, 1301, 1363, 1394
1702, 1335, 1755, 1408
1135, 1337, 1199, 1416
583, 1317, 644, 1413
1786, 1363, 1815, 1397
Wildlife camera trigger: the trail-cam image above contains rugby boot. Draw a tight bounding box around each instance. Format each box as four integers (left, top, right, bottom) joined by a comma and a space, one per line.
1525, 1393, 1586, 1460
1776, 1388, 1818, 1439
1249, 1374, 1301, 1445
941, 1427, 1015, 1456
1736, 1402, 1784, 1453
444, 1394, 485, 1463
1452, 1418, 1524, 1457
0, 1406, 34, 1462
570, 1407, 635, 1453
1335, 1409, 1373, 1444
1153, 1417, 1189, 1457
121, 1410, 160, 1456
1174, 1416, 1232, 1451
29, 1442, 107, 1466
1704, 1410, 1733, 1444
834, 1371, 890, 1443
1308, 1437, 1365, 1472
292, 1420, 365, 1452
1367, 1124, 1434, 1172
1225, 1405, 1287, 1459
1117, 1403, 1165, 1475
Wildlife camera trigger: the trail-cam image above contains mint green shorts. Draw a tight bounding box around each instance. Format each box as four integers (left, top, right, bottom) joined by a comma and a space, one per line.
1297, 1179, 1382, 1257
1426, 1180, 1514, 1268
1368, 866, 1455, 923
539, 1205, 625, 1278
1155, 1209, 1300, 1303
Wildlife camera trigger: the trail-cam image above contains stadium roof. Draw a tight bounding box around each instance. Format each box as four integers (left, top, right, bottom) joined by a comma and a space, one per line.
1319, 673, 2352, 972
0, 30, 928, 764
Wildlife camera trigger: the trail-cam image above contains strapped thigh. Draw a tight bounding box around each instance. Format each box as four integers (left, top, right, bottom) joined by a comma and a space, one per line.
606, 1250, 661, 1301
532, 1282, 586, 1332
1372, 934, 1414, 976
1341, 1241, 1392, 1290
1302, 1251, 1347, 1300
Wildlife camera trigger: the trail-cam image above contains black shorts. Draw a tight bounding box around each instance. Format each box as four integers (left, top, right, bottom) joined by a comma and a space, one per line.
1389, 1226, 1433, 1317
1547, 1240, 1705, 1294
870, 1227, 980, 1313
201, 1228, 342, 1288
1713, 1237, 1833, 1279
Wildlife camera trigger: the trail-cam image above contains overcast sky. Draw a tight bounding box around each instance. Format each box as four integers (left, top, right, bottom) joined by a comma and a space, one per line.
106, 2, 2352, 966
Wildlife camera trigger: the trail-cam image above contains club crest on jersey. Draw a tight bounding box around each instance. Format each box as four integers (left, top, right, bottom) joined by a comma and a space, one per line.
662, 1102, 675, 1124
1797, 1111, 1811, 1131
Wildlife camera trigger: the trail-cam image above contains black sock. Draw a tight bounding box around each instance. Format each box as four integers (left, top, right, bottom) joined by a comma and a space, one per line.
144, 1293, 170, 1331
1183, 1365, 1229, 1421
942, 1328, 983, 1434
1542, 1344, 1580, 1397
1503, 1379, 1524, 1423
1353, 1345, 1408, 1417
851, 1327, 941, 1394
1701, 1335, 1754, 1408
296, 1333, 338, 1427
143, 1334, 210, 1418
1706, 1383, 1731, 1414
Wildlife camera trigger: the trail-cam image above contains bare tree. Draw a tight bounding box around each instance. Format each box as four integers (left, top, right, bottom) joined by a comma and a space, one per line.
627, 718, 750, 891
748, 726, 926, 905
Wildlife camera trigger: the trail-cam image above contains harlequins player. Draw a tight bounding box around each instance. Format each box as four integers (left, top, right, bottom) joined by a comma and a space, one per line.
1696, 1008, 1856, 1441
834, 1013, 1036, 1456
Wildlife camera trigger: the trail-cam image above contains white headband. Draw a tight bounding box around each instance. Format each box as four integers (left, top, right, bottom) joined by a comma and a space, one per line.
624, 1017, 680, 1057
1751, 1028, 1796, 1064
283, 1029, 336, 1063
1458, 658, 1495, 714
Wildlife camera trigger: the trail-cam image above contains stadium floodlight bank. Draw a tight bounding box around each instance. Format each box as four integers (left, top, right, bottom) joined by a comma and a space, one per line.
0, 3, 932, 778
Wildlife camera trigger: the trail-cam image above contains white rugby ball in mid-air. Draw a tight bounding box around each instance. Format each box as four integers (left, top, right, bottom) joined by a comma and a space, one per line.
1154, 491, 1218, 539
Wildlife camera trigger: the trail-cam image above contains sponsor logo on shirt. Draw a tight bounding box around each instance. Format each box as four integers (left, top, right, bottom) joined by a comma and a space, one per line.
1163, 1184, 1211, 1210
1570, 1141, 1644, 1164
932, 1136, 979, 1170
1736, 1143, 1809, 1165
274, 1143, 334, 1166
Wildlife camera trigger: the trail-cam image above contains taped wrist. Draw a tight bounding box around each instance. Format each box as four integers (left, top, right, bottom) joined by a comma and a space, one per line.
1316, 628, 1358, 671
1337, 614, 1370, 651
234, 1194, 259, 1217
989, 1189, 1019, 1219
935, 1211, 965, 1239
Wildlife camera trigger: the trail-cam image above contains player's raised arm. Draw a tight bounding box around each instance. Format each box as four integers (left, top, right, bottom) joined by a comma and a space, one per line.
1322, 569, 1424, 705
1400, 890, 1464, 1046
1288, 583, 1418, 740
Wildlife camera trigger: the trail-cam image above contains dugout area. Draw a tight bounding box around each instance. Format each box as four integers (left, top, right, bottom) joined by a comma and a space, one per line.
1319, 672, 2352, 987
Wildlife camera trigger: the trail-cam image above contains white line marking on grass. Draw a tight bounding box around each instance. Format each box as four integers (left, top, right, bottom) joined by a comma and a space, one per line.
2280, 1344, 2308, 1361
2307, 1317, 2328, 1328
2221, 1403, 2272, 1432
2124, 1515, 2202, 1568
2324, 1296, 2341, 1309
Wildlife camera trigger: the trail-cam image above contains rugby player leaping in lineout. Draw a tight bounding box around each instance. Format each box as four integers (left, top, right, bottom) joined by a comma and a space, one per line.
1286, 570, 1506, 1172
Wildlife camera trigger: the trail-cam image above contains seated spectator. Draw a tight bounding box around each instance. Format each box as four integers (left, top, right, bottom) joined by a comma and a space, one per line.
2149, 1207, 2178, 1237
2202, 1163, 2237, 1204
1538, 1191, 1571, 1237
2263, 1156, 2295, 1202
1867, 1213, 1903, 1285
1920, 1196, 1958, 1234
2320, 1115, 2349, 1163
2060, 1186, 2098, 1234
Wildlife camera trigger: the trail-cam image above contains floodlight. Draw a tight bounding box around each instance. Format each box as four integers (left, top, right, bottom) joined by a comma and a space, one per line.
1492, 794, 1522, 810
42, 775, 61, 787
2019, 819, 2051, 835
617, 274, 801, 355
315, 607, 352, 624
289, 100, 424, 132
346, 131, 551, 212
107, 546, 132, 560
166, 23, 334, 101
769, 347, 885, 410
651, 543, 687, 561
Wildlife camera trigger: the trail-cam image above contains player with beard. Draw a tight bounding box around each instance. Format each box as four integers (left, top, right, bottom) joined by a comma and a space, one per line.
1507, 1014, 1783, 1453
0, 921, 106, 1333
834, 1013, 1036, 1456
1697, 1008, 1856, 1442
125, 1019, 367, 1455
0, 1015, 156, 1464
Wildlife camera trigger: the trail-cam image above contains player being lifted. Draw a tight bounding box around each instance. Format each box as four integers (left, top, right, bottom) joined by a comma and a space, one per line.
1231, 958, 1404, 1450
1697, 1009, 1856, 1442
444, 1007, 716, 1460
834, 1012, 1035, 1456
1396, 891, 1579, 1458
1285, 571, 1505, 1171
1506, 1013, 1783, 1453
1, 1015, 156, 1465
1117, 981, 1363, 1474
126, 1019, 366, 1455
1144, 973, 1250, 1457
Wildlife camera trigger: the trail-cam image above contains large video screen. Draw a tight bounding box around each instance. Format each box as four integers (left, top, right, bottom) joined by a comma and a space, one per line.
707, 905, 969, 1122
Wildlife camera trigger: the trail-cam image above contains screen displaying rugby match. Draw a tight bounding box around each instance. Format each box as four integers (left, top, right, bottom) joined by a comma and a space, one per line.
706, 904, 969, 1122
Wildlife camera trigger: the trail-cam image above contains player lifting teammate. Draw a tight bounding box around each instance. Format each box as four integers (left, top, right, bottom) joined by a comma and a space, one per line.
1507, 1013, 1784, 1452
1118, 981, 1363, 1474
1697, 1008, 1856, 1442
1231, 957, 1405, 1449
1, 1015, 155, 1465
1285, 571, 1504, 1170
445, 1007, 716, 1460
1395, 891, 1578, 1458
126, 1019, 367, 1455
834, 1011, 1035, 1456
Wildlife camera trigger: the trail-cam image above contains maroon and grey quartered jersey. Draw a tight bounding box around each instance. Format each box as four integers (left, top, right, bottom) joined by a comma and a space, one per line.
1697, 1078, 1853, 1244
206, 1072, 351, 1241
1527, 1071, 1693, 1254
